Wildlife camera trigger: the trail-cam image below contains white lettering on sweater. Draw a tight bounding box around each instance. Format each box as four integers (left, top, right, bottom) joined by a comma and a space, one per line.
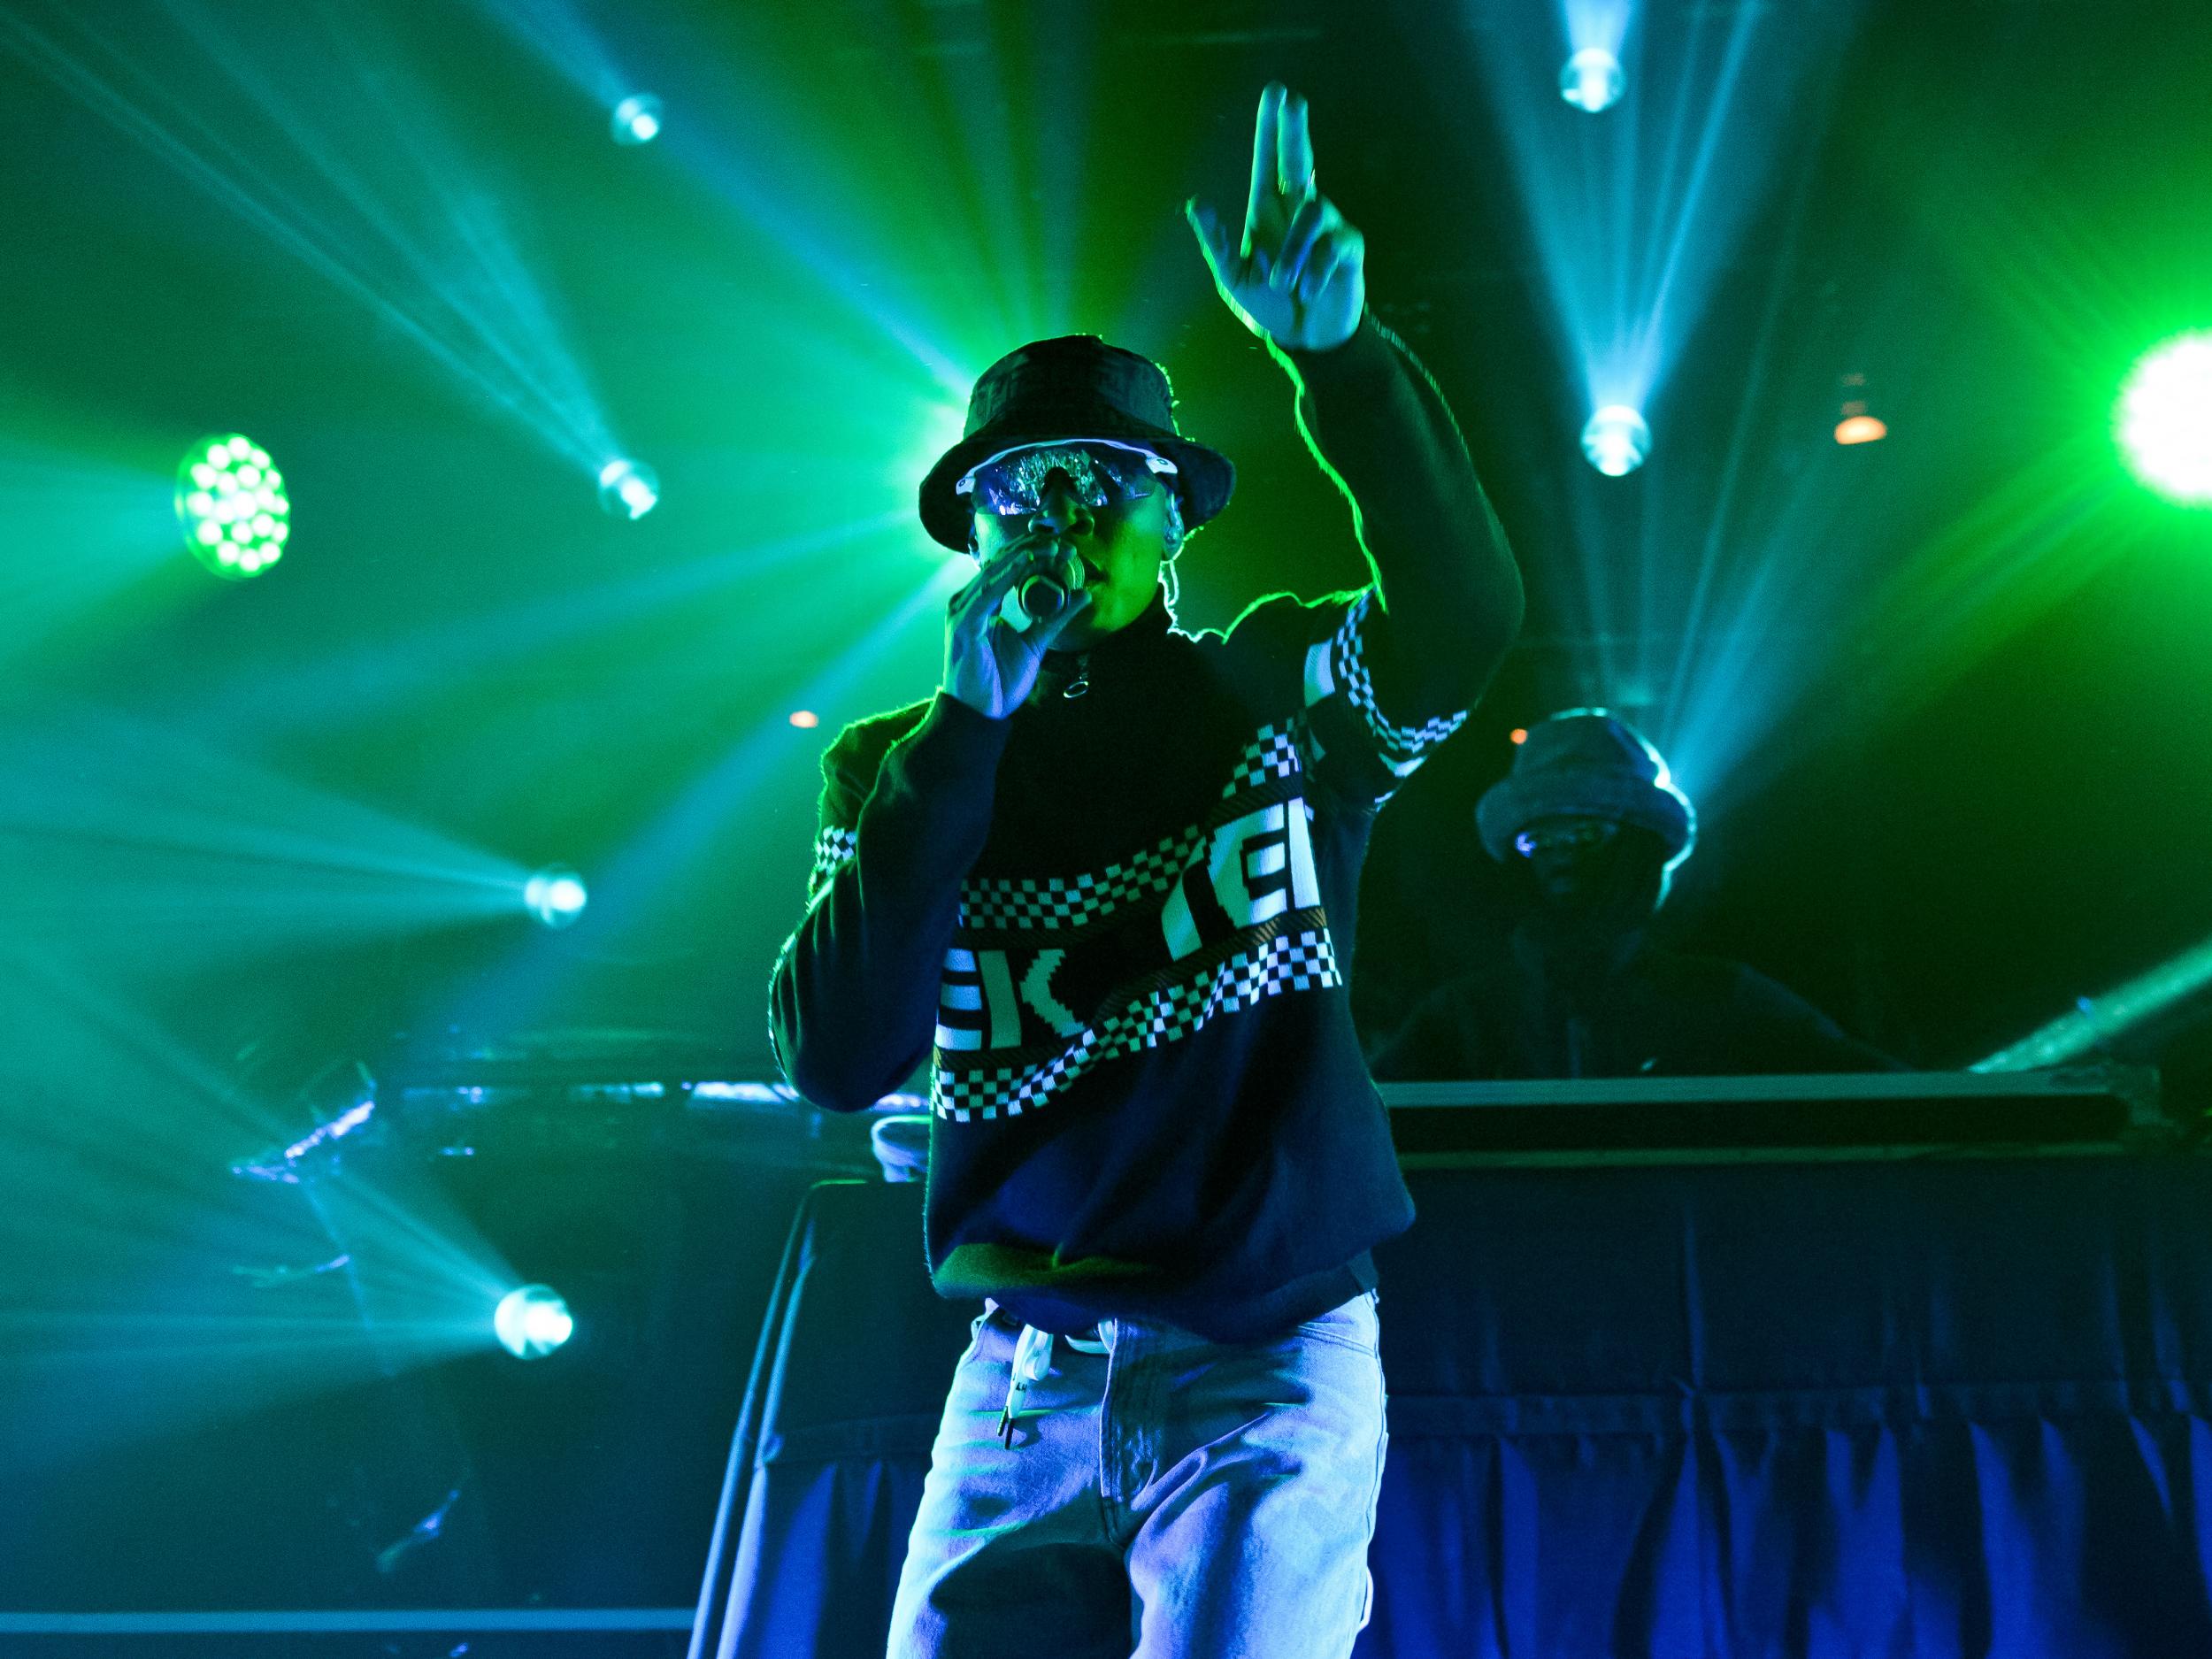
1019, 949, 1085, 1037
1160, 800, 1321, 961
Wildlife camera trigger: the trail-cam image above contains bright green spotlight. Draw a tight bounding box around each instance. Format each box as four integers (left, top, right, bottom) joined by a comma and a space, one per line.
494, 1285, 573, 1360
2116, 332, 2212, 505
177, 433, 290, 579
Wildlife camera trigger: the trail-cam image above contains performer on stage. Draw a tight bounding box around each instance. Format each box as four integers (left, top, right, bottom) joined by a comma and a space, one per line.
1370, 708, 1898, 1079
769, 83, 1521, 1657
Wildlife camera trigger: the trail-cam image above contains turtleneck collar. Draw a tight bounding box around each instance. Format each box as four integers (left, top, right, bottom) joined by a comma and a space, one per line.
1041, 584, 1174, 669
1032, 585, 1176, 701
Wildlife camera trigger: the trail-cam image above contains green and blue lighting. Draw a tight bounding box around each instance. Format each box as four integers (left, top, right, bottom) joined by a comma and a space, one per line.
1976, 930, 2212, 1071
494, 1285, 575, 1360
177, 434, 288, 580
1580, 405, 1650, 477
5, 5, 629, 488
2116, 332, 2212, 506
1560, 46, 1625, 113
524, 864, 589, 928
611, 93, 663, 146
597, 457, 660, 520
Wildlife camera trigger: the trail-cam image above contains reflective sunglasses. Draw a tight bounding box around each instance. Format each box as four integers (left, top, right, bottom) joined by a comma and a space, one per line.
1513, 819, 1621, 858
957, 442, 1177, 520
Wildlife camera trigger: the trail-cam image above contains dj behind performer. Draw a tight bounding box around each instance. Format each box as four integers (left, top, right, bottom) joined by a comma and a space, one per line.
1371, 709, 1898, 1081
769, 84, 1522, 1659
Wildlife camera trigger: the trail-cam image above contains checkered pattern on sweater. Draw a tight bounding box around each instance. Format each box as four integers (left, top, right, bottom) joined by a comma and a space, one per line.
931, 929, 1342, 1121
807, 826, 858, 904
1221, 723, 1306, 796
957, 826, 1208, 933
1325, 590, 1468, 769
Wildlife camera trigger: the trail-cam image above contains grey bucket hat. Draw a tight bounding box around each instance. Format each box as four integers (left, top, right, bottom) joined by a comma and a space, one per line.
1476, 709, 1697, 867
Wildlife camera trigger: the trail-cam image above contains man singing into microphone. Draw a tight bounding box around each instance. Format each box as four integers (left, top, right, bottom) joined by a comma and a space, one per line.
770, 85, 1522, 1657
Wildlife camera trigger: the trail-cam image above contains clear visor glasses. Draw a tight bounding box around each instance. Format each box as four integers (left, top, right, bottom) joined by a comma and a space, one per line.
957, 442, 1177, 520
1513, 819, 1620, 859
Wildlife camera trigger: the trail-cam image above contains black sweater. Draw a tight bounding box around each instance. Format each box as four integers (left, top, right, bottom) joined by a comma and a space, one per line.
770, 317, 1521, 1339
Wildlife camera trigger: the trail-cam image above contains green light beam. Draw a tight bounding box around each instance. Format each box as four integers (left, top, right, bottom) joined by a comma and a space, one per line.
1974, 931, 2212, 1072
0, 6, 622, 477
0, 710, 529, 962
0, 439, 181, 663
187, 511, 910, 739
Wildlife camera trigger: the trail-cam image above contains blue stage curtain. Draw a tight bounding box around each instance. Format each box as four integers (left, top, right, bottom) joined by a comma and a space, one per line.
699, 1156, 2212, 1659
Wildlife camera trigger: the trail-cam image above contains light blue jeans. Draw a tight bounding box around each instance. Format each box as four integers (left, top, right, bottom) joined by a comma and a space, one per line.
886, 1291, 1387, 1659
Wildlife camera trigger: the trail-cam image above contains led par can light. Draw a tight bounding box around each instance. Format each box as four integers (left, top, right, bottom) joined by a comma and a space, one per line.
178, 434, 290, 579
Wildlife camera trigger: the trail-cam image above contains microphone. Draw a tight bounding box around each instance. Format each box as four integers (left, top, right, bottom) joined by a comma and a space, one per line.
997, 544, 1084, 632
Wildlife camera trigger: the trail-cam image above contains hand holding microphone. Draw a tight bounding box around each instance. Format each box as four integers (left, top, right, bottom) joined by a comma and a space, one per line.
944, 534, 1094, 719
997, 538, 1087, 632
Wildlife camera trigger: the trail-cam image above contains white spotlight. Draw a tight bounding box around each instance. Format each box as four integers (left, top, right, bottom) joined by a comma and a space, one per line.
611, 95, 663, 146
596, 457, 660, 520
494, 1285, 574, 1360
1560, 48, 1624, 114
1581, 405, 1650, 476
525, 865, 588, 928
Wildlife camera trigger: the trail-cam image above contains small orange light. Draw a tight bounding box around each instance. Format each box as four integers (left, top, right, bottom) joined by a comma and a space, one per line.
789, 710, 820, 729
1509, 727, 1528, 745
1834, 415, 1888, 445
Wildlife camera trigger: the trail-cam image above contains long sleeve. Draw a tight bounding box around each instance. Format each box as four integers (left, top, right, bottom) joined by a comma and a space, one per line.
1279, 315, 1524, 720
769, 693, 1013, 1111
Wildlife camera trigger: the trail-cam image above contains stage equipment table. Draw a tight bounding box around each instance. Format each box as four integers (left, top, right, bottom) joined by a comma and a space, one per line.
692, 1147, 2212, 1659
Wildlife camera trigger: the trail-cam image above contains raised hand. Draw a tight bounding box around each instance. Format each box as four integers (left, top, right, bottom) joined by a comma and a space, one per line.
1187, 83, 1366, 353
941, 539, 1093, 719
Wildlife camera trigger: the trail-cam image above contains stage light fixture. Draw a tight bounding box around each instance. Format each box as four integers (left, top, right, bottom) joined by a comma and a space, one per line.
611, 94, 664, 147
494, 1285, 573, 1360
1581, 405, 1650, 476
1835, 415, 1888, 445
2116, 332, 2212, 505
524, 865, 588, 928
789, 710, 821, 729
1559, 48, 1624, 113
597, 457, 660, 520
177, 434, 290, 579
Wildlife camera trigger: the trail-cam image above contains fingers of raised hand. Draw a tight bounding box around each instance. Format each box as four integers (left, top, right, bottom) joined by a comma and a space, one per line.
1277, 88, 1315, 200
1245, 83, 1288, 234
1299, 226, 1364, 304
1271, 194, 1335, 293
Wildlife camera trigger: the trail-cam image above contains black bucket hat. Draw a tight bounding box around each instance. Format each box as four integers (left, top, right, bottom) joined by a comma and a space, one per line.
918, 334, 1236, 551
